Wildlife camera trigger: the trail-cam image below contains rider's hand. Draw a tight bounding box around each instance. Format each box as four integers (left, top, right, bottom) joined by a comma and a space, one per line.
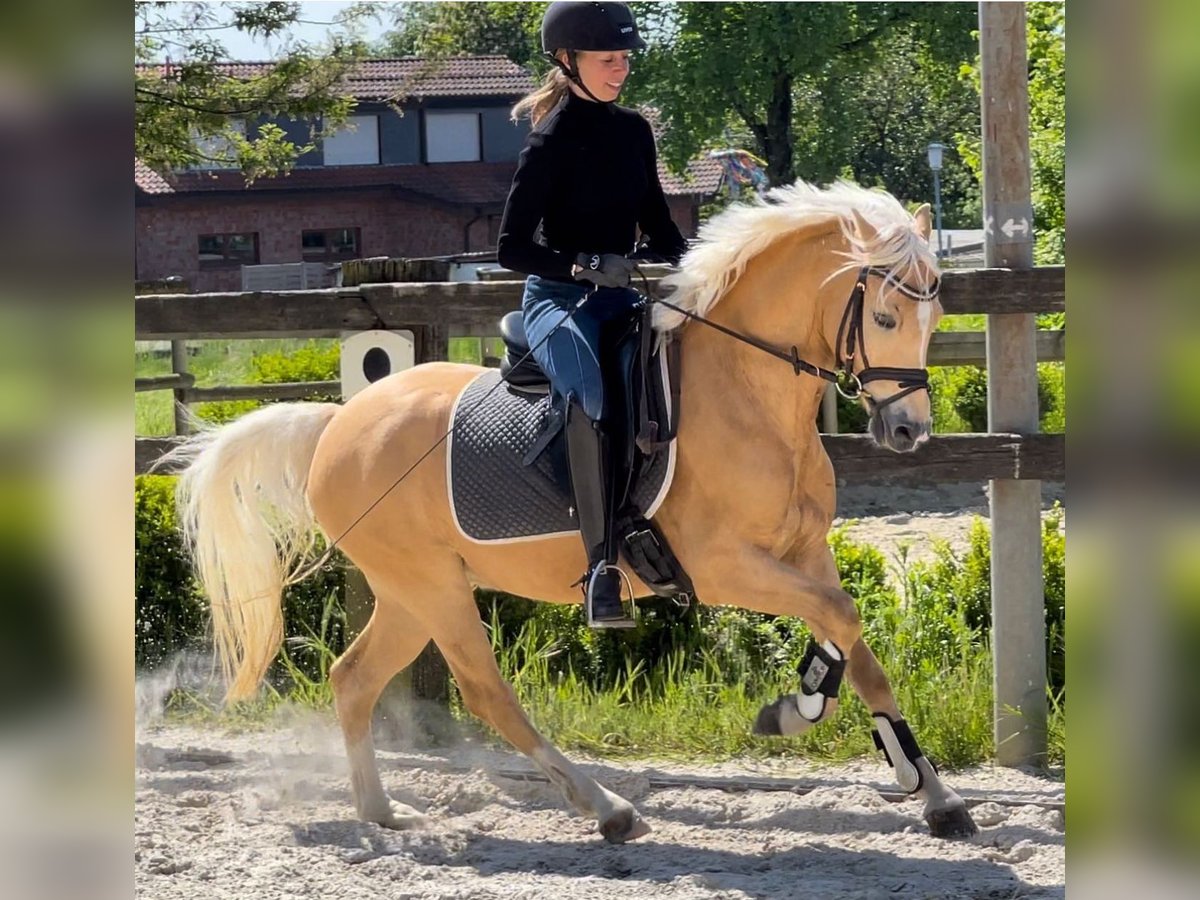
572, 252, 634, 289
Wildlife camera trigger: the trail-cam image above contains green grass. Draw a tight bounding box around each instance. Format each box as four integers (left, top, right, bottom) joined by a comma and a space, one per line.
136, 339, 340, 436
157, 519, 1065, 770
160, 588, 343, 728
472, 576, 1000, 769
135, 337, 505, 436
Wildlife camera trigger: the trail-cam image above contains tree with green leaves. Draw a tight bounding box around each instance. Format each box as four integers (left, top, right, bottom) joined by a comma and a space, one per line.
375, 1, 547, 67
796, 23, 982, 226
375, 3, 979, 212
625, 2, 977, 186
135, 2, 376, 180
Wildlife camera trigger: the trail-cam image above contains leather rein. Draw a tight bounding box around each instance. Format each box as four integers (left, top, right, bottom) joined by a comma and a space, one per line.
646, 265, 940, 414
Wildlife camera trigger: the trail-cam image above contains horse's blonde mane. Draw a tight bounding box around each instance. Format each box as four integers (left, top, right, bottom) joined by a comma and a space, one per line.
654, 180, 936, 331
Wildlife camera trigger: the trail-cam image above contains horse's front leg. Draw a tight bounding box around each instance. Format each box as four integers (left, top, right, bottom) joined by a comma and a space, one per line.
785, 542, 978, 839
845, 635, 978, 837
695, 542, 865, 739
701, 540, 977, 838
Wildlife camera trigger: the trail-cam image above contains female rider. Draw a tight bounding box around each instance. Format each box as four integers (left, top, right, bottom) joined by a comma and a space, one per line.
497, 1, 687, 628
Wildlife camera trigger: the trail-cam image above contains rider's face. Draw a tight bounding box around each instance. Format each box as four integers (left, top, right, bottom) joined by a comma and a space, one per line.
563, 49, 631, 102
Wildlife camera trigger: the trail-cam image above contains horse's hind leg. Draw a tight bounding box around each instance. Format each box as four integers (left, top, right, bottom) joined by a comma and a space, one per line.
329, 588, 430, 829
415, 564, 651, 843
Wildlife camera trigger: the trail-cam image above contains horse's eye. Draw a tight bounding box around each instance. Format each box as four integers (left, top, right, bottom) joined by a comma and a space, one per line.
873, 311, 896, 329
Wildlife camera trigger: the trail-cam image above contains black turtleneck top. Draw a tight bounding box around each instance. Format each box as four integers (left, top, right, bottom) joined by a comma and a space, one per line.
497, 90, 687, 283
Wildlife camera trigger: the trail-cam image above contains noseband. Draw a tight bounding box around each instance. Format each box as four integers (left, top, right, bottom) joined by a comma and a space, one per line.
646, 266, 939, 414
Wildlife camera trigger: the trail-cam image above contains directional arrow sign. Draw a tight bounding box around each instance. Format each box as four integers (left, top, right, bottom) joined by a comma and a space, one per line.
1001, 217, 1030, 238
988, 204, 1034, 244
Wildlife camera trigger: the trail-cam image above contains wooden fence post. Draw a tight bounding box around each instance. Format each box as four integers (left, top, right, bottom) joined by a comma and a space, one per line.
170, 340, 190, 436
980, 1, 1047, 767
392, 260, 453, 737
332, 256, 456, 746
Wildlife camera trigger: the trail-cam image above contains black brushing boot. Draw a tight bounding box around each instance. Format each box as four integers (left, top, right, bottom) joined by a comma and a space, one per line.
565, 397, 635, 629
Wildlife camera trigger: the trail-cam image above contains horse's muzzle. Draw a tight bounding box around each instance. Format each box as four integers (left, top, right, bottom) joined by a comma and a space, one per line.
870, 409, 931, 453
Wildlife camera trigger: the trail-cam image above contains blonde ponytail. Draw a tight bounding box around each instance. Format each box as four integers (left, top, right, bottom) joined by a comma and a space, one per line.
511, 64, 571, 127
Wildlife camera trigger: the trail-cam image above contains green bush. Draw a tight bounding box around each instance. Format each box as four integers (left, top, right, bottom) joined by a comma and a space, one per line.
252, 341, 339, 385
931, 365, 988, 432
135, 474, 348, 684
917, 506, 1065, 695
1038, 362, 1065, 432
929, 362, 1066, 434
195, 341, 340, 424
135, 475, 207, 669
191, 399, 261, 426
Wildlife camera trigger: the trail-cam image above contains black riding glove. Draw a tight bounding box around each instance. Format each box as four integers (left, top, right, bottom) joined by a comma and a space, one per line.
573, 252, 634, 289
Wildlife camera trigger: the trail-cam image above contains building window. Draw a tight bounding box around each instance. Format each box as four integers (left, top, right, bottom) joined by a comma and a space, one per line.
301, 227, 361, 262
425, 111, 481, 163
323, 115, 380, 166
189, 119, 246, 170
198, 232, 259, 267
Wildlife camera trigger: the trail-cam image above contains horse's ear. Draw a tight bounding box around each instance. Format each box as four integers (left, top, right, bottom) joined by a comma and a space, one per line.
851, 209, 874, 239
913, 203, 933, 241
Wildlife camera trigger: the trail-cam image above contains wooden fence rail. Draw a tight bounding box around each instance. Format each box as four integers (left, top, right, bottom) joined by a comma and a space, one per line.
134, 266, 1064, 339
136, 431, 1063, 481
134, 265, 1065, 482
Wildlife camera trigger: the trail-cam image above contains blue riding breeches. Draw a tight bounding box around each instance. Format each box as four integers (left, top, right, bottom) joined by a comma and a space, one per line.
521, 274, 641, 422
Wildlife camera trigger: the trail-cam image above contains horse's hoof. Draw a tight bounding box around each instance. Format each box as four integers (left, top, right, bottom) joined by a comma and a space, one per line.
925, 803, 979, 839
362, 801, 427, 831
752, 698, 784, 736
752, 694, 830, 737
599, 807, 652, 844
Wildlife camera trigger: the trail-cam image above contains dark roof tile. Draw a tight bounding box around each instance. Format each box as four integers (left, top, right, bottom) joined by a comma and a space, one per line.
135, 56, 536, 100
135, 159, 517, 206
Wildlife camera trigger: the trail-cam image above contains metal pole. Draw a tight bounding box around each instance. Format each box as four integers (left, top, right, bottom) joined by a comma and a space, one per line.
932, 168, 945, 258
979, 1, 1046, 767
821, 384, 839, 434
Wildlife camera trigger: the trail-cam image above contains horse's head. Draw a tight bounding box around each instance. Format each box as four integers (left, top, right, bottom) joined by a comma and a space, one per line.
656, 181, 944, 453
831, 204, 943, 453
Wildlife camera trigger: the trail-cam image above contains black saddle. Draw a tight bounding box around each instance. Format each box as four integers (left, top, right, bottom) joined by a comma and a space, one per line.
499, 310, 552, 392
498, 306, 681, 455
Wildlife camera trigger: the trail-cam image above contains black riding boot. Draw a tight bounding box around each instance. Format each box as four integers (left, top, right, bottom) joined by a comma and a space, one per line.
565, 397, 635, 629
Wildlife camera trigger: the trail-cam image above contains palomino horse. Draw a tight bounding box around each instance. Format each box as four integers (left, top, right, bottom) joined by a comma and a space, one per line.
169, 181, 978, 842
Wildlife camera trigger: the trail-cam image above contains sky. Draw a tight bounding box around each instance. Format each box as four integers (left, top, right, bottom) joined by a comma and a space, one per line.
155, 2, 396, 61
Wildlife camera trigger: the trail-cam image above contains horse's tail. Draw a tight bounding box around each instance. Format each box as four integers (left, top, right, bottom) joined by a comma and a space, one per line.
161, 402, 341, 702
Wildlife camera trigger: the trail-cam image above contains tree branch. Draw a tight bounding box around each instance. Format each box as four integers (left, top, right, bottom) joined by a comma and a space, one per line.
729, 94, 766, 143
837, 9, 915, 57
134, 85, 267, 117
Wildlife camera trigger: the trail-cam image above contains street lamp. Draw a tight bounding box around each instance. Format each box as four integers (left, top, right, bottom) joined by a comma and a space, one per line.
927, 142, 947, 259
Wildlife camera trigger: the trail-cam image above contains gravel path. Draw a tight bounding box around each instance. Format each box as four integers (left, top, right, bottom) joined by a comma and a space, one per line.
135, 720, 1064, 900
833, 480, 1064, 570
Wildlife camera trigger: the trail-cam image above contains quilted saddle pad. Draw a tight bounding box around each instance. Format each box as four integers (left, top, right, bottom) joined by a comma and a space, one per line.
447, 370, 675, 543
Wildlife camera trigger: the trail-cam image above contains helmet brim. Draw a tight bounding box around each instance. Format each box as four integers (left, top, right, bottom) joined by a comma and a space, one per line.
545, 36, 647, 53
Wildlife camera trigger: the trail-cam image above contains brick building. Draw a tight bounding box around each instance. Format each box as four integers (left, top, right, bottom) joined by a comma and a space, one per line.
135, 57, 721, 293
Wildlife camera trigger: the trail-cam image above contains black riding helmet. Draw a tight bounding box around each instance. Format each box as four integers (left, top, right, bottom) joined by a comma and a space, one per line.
541, 2, 646, 103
